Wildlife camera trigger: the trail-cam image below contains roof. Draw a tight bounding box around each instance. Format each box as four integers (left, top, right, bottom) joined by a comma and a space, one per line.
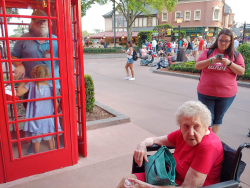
84, 31, 139, 39
102, 10, 113, 18
132, 27, 155, 32
103, 7, 158, 18
232, 28, 243, 37
224, 3, 231, 14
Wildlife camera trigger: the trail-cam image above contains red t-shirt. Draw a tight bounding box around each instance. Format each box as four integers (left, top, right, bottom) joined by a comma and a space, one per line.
196, 48, 245, 97
167, 42, 171, 48
147, 44, 152, 50
199, 39, 204, 51
167, 128, 223, 187
183, 43, 186, 48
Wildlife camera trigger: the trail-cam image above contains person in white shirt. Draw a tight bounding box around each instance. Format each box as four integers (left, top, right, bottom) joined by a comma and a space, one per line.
204, 39, 207, 49
234, 37, 239, 50
152, 39, 157, 52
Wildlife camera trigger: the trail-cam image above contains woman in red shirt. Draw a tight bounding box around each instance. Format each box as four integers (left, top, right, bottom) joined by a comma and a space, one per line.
117, 101, 224, 188
195, 29, 245, 134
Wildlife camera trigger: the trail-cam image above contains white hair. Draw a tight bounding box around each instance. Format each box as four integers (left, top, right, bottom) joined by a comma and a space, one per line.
175, 101, 211, 128
198, 36, 202, 38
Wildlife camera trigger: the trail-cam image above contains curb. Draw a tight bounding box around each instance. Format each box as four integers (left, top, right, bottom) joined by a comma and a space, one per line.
86, 101, 131, 130
151, 67, 250, 88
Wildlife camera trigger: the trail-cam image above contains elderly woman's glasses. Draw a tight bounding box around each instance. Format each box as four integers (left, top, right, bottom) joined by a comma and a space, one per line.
218, 39, 231, 44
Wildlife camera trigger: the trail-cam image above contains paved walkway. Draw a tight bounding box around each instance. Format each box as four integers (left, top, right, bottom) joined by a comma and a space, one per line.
3, 56, 250, 188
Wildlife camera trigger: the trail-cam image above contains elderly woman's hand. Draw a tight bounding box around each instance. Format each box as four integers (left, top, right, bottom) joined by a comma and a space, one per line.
124, 178, 151, 188
134, 143, 149, 167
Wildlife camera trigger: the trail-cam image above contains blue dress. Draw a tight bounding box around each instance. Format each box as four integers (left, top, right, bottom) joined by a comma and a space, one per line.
23, 82, 61, 134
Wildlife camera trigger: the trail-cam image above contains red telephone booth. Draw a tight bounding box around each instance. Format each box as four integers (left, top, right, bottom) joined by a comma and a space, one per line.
0, 0, 86, 183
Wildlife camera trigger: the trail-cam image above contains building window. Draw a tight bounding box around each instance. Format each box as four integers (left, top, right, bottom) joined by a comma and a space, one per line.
214, 9, 219, 20
118, 16, 123, 27
230, 16, 233, 25
162, 10, 168, 22
184, 11, 191, 21
175, 11, 181, 21
124, 17, 127, 27
115, 18, 118, 27
147, 17, 152, 26
213, 7, 221, 21
135, 18, 138, 27
194, 10, 201, 21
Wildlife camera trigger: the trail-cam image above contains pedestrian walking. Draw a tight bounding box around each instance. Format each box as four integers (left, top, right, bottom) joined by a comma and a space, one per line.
122, 41, 135, 81
198, 36, 205, 55
185, 36, 193, 61
152, 39, 157, 52
192, 38, 199, 61
234, 37, 239, 50
195, 28, 245, 134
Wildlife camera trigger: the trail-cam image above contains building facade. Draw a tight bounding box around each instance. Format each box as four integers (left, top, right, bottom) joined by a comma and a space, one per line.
158, 0, 235, 41
96, 0, 235, 45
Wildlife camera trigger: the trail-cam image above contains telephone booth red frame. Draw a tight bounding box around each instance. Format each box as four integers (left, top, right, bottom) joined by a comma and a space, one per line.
0, 0, 86, 183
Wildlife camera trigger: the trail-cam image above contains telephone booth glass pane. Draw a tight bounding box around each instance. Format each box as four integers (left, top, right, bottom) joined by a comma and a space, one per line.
1, 1, 65, 159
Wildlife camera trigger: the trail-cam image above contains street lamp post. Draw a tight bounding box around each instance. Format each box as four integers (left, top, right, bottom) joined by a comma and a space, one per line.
113, 2, 116, 47
21, 20, 25, 34
243, 21, 246, 42
176, 13, 183, 61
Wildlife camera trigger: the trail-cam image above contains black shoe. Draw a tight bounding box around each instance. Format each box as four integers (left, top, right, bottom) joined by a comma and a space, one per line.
248, 130, 250, 137
156, 68, 160, 69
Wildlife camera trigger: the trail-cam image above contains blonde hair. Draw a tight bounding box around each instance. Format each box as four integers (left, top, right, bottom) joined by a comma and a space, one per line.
31, 65, 50, 95
186, 36, 191, 42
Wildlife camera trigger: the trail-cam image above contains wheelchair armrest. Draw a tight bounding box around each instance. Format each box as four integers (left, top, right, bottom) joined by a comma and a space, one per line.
146, 144, 175, 152
202, 180, 239, 188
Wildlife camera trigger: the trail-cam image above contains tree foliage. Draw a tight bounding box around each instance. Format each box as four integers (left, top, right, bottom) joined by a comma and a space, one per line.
9, 25, 29, 37
82, 30, 94, 38
92, 28, 104, 33
81, 0, 108, 17
137, 31, 154, 47
112, 0, 178, 41
81, 0, 178, 41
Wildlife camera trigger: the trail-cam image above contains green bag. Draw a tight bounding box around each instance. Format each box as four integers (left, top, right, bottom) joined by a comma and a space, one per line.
145, 145, 178, 186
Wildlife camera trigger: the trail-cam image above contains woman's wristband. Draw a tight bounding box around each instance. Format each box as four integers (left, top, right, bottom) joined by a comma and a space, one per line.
209, 58, 213, 64
227, 61, 232, 67
16, 63, 23, 67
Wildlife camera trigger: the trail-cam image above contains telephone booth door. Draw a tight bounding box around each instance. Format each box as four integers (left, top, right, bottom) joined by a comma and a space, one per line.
0, 0, 83, 183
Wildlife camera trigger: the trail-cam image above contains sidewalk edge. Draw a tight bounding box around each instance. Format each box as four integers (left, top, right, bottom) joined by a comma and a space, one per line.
151, 67, 250, 88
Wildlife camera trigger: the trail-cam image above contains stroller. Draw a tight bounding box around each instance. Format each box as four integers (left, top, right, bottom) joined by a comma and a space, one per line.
140, 50, 156, 67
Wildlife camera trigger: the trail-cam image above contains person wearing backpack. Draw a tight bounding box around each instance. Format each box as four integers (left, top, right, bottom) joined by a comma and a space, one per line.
185, 36, 193, 61
195, 28, 245, 134
122, 41, 136, 81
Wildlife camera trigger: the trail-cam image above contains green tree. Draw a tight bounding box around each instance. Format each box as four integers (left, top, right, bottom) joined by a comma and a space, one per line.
111, 0, 178, 41
81, 0, 107, 17
81, 0, 178, 41
9, 25, 29, 37
82, 30, 94, 38
92, 28, 103, 33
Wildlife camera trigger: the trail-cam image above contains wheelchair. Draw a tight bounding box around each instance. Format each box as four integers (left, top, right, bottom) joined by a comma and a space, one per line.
132, 142, 250, 188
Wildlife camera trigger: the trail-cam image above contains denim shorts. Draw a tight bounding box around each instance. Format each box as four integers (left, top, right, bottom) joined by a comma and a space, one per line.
198, 92, 236, 126
128, 58, 134, 64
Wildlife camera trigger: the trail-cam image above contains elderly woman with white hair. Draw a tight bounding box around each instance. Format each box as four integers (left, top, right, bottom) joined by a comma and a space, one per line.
117, 101, 224, 188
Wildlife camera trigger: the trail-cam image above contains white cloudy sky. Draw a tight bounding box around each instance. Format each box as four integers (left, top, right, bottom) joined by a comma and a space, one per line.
81, 0, 250, 33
